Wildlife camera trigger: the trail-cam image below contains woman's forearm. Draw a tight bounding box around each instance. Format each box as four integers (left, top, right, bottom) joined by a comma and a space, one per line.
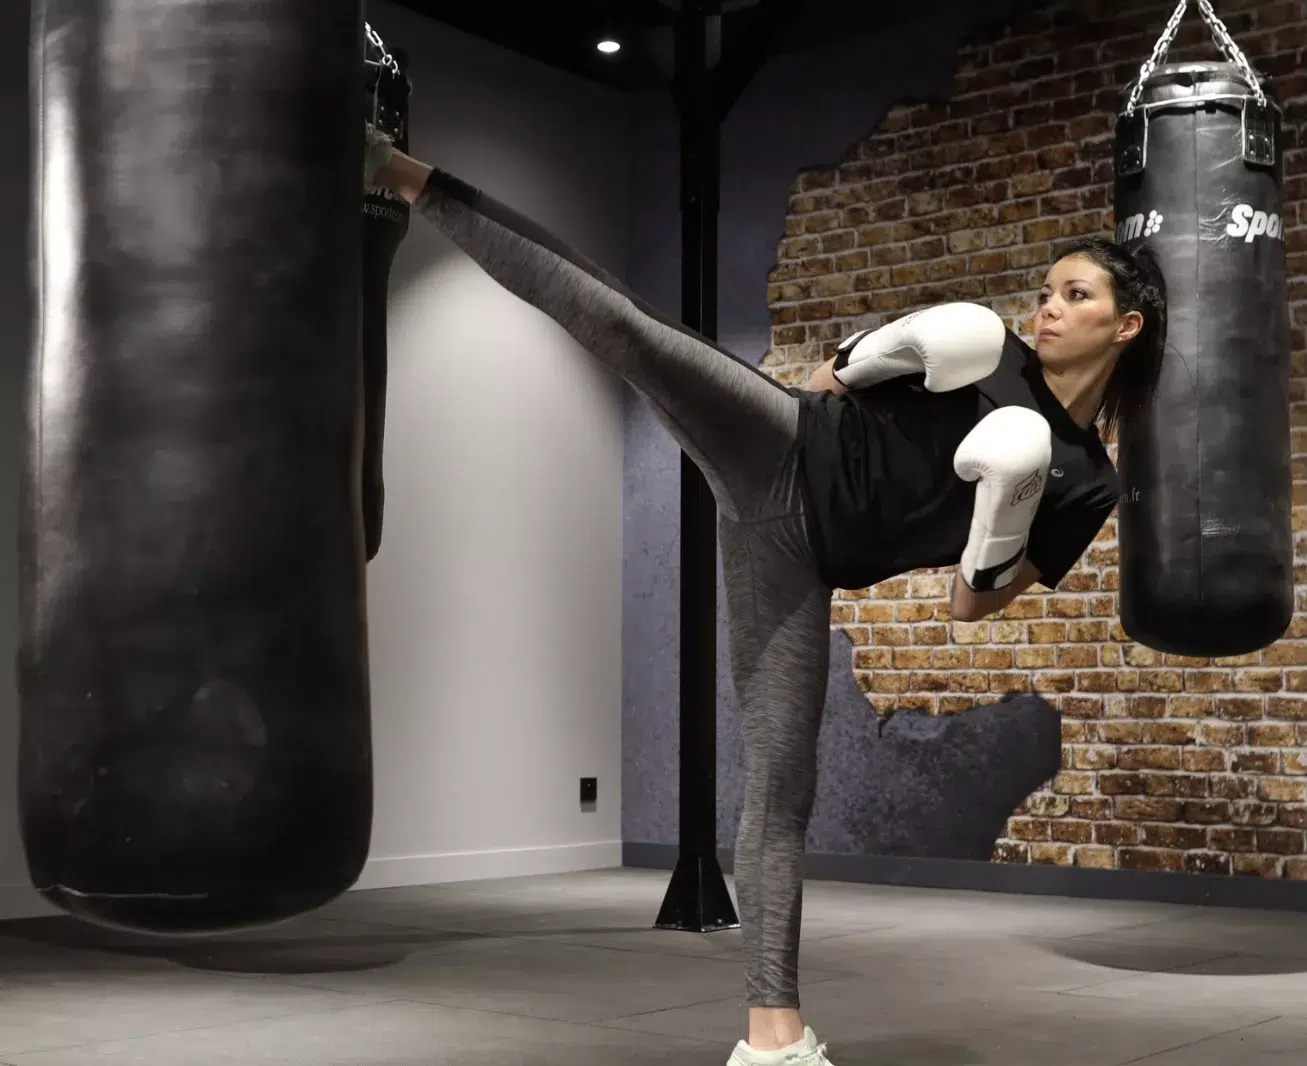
803, 357, 848, 395
377, 150, 433, 204
949, 560, 1039, 622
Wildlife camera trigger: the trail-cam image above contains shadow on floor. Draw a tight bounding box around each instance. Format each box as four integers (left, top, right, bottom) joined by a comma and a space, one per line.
0, 915, 459, 975
1048, 938, 1307, 978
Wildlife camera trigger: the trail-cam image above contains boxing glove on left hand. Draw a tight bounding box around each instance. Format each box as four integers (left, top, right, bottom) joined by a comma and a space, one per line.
832, 302, 1006, 392
365, 123, 394, 188
953, 406, 1052, 591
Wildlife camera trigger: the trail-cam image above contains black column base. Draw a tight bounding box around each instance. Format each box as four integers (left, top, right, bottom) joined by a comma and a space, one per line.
655, 853, 740, 932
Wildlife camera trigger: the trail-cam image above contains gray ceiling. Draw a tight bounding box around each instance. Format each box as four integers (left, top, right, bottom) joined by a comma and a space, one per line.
386, 0, 1001, 92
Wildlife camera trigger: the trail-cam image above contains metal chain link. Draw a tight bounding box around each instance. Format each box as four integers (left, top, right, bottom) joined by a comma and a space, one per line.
1124, 0, 1187, 113
1197, 0, 1266, 105
1124, 0, 1266, 115
365, 21, 400, 76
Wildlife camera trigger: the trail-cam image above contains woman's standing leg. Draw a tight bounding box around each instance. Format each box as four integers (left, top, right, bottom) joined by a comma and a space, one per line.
719, 510, 833, 1059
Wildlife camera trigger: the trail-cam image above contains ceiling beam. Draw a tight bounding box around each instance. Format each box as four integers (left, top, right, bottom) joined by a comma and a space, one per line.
711, 0, 805, 119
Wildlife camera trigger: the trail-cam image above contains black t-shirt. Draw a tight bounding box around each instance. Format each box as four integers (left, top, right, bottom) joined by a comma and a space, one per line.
793, 330, 1120, 592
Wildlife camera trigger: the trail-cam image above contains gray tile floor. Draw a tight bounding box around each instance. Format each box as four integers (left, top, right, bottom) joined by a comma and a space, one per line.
1, 867, 1305, 1064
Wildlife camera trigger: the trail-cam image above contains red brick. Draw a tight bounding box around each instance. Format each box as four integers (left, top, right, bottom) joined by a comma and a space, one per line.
1233, 854, 1285, 878
1185, 851, 1233, 876
1209, 827, 1258, 852
1184, 800, 1232, 825
1257, 828, 1306, 856
1115, 797, 1183, 822
993, 840, 1030, 864
1141, 824, 1208, 850
1119, 848, 1184, 873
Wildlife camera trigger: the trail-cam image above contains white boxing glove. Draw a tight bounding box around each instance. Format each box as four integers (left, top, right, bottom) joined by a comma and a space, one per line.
364, 122, 394, 188
953, 406, 1053, 591
832, 302, 1006, 392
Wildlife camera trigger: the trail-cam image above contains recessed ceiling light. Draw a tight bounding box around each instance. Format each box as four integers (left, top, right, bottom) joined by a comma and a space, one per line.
597, 39, 621, 54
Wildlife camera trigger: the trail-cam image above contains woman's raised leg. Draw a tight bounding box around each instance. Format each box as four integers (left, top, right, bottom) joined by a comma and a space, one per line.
377, 148, 800, 523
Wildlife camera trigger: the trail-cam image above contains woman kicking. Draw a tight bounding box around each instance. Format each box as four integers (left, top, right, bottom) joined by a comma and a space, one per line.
364, 128, 1167, 1066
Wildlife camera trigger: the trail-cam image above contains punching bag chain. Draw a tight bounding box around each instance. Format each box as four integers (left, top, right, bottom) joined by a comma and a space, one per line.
1125, 0, 1266, 116
365, 21, 400, 76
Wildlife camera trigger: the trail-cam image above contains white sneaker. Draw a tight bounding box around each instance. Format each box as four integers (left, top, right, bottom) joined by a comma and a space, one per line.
727, 1027, 834, 1065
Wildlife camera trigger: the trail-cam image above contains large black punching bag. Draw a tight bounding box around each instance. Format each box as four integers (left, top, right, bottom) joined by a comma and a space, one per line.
22, 0, 372, 933
1114, 59, 1293, 658
362, 43, 411, 560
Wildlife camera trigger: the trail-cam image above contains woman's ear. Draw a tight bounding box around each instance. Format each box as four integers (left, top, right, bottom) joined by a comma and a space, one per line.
1117, 309, 1144, 345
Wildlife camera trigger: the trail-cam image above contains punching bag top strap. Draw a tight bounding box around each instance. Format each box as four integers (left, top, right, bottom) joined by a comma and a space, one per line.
1123, 0, 1267, 117
1117, 63, 1281, 177
1118, 1, 1280, 177
364, 22, 411, 145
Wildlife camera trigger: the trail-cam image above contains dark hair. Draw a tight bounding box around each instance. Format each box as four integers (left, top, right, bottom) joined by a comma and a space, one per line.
1052, 234, 1168, 441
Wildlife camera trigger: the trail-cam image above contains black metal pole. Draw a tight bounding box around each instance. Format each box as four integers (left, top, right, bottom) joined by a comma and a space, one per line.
655, 0, 739, 934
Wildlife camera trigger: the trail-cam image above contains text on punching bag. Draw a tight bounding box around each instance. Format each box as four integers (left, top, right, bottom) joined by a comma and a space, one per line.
1116, 203, 1284, 245
1225, 203, 1284, 243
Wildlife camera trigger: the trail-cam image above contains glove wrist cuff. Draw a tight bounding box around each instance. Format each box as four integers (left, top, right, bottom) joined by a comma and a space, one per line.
960, 541, 1028, 592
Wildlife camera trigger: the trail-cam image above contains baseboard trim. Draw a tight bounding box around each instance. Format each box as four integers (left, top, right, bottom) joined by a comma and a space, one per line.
16, 840, 1301, 919
352, 839, 624, 891
622, 843, 1307, 912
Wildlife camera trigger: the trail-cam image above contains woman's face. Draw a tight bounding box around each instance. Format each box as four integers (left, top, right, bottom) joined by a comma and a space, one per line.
1035, 254, 1139, 370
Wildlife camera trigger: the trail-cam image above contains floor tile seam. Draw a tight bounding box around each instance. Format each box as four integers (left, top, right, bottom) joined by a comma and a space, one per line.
1113, 1013, 1288, 1065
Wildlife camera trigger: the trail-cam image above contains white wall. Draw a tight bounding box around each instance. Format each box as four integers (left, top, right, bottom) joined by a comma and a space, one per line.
0, 1, 630, 918
356, 0, 628, 888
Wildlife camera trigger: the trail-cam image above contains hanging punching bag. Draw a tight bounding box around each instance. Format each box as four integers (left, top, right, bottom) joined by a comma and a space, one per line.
21, 0, 372, 934
1114, 55, 1293, 658
361, 43, 412, 561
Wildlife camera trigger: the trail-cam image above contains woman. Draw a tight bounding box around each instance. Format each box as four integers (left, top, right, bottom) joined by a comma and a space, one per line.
365, 128, 1167, 1066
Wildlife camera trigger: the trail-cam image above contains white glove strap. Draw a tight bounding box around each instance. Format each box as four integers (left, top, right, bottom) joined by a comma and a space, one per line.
959, 465, 1045, 591
959, 526, 1030, 592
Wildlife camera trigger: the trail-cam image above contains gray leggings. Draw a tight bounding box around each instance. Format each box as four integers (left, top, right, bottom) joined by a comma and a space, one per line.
416, 172, 831, 1008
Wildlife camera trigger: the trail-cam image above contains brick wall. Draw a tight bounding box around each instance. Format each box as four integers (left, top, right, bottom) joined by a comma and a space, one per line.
765, 0, 1307, 878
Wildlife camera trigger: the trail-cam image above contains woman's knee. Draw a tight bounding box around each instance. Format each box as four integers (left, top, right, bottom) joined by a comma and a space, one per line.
740, 764, 819, 825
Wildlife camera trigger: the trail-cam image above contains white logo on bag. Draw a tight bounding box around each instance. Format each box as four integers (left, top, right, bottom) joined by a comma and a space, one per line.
1116, 210, 1164, 243
1118, 205, 1284, 246
1226, 203, 1284, 243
